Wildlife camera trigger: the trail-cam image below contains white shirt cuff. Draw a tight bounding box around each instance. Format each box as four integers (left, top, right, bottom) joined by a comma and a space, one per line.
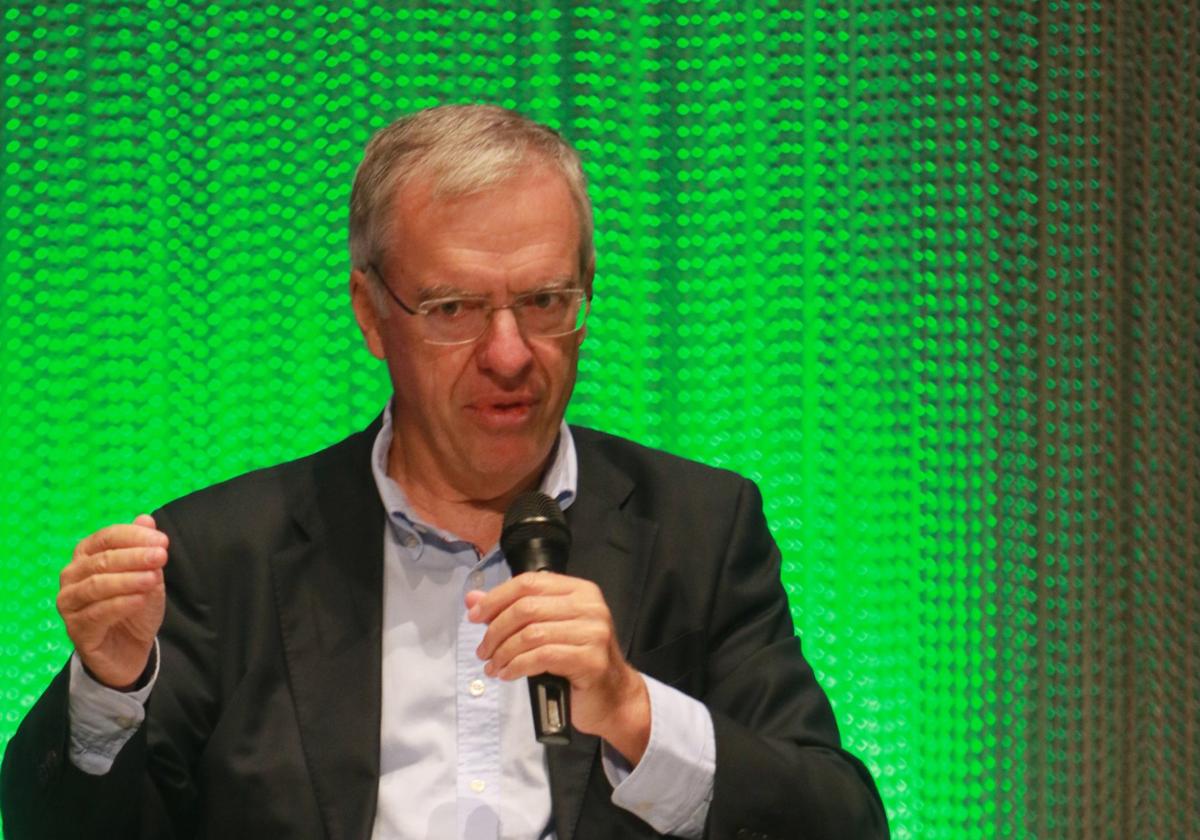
601, 673, 715, 838
67, 641, 159, 775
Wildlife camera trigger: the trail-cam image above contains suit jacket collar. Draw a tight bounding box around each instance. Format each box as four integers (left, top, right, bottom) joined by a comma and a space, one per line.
268, 420, 657, 840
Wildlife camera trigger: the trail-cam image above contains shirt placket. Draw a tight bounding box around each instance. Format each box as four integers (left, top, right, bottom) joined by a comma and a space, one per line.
456, 547, 503, 839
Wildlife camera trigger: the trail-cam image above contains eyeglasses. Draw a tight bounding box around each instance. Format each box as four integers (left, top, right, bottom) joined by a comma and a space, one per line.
367, 263, 591, 346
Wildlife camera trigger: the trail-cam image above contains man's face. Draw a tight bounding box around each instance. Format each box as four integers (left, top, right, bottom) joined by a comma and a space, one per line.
351, 164, 590, 502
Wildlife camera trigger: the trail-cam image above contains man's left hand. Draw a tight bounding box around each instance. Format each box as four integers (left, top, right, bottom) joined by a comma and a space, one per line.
467, 572, 650, 764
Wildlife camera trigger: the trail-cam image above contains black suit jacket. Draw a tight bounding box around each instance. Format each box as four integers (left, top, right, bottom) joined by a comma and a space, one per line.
2, 421, 888, 839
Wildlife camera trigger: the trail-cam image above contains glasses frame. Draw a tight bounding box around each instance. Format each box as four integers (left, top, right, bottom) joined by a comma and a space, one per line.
365, 262, 591, 346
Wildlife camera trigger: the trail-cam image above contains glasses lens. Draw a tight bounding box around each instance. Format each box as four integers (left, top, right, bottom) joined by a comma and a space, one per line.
422, 298, 490, 344
516, 290, 586, 337
418, 292, 589, 344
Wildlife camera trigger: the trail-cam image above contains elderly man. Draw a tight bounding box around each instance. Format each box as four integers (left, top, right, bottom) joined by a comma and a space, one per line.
1, 105, 887, 839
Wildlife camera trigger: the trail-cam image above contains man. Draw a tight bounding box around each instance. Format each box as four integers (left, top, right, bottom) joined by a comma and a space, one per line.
1, 105, 888, 839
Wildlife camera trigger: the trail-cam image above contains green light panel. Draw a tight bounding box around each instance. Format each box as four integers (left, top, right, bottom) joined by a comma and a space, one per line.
2, 3, 1197, 839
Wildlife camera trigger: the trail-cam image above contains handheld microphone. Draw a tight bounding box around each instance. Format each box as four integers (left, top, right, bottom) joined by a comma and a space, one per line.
500, 491, 572, 745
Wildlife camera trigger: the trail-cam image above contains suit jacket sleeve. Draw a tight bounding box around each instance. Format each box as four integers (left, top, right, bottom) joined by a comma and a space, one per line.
701, 478, 887, 839
3, 424, 383, 840
0, 504, 218, 839
3, 420, 383, 840
565, 429, 888, 840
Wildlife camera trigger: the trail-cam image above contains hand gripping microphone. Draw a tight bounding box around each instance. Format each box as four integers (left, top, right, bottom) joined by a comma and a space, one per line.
500, 491, 572, 745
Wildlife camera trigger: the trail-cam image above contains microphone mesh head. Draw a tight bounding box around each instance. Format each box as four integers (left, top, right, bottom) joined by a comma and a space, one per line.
503, 491, 566, 530
501, 491, 571, 559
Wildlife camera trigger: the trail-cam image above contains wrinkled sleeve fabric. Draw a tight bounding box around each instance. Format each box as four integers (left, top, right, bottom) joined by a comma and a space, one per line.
67, 642, 160, 775
601, 674, 715, 838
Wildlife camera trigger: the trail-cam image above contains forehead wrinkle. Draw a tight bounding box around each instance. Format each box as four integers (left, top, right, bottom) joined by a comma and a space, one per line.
419, 242, 578, 288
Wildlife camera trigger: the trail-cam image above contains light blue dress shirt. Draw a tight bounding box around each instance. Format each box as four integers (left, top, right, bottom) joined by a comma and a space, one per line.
67, 404, 716, 838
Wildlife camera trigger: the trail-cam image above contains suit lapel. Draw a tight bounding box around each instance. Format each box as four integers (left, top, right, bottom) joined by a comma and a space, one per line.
270, 425, 384, 840
549, 432, 659, 840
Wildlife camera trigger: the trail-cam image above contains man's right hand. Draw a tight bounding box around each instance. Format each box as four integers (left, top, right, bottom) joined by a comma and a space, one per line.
57, 514, 168, 691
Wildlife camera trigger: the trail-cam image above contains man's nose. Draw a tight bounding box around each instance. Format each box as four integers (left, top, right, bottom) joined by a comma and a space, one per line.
475, 307, 534, 378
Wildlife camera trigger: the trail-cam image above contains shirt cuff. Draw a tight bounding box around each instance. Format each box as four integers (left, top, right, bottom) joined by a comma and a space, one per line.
67, 641, 159, 775
601, 673, 715, 839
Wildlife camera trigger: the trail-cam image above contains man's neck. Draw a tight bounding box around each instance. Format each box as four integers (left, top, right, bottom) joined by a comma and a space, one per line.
386, 444, 543, 554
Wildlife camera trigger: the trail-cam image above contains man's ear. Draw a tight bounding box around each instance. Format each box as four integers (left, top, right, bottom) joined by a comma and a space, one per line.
350, 269, 387, 360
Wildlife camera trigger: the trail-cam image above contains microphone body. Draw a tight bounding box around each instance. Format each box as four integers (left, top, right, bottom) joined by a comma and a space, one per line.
501, 492, 573, 745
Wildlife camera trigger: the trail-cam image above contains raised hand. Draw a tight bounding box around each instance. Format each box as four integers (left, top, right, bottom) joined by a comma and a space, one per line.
57, 514, 168, 690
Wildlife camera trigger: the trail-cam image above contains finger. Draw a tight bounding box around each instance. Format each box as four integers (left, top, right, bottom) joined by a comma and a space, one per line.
75, 522, 168, 559
476, 593, 604, 659
493, 643, 605, 683
468, 572, 587, 624
483, 618, 607, 675
132, 513, 157, 529
61, 545, 167, 587
58, 569, 162, 615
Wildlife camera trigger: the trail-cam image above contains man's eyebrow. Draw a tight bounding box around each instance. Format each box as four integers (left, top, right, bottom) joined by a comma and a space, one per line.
520, 277, 581, 292
415, 278, 581, 301
414, 283, 480, 302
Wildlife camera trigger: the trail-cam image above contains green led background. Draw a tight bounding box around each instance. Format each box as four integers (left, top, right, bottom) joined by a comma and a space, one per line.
2, 2, 1198, 838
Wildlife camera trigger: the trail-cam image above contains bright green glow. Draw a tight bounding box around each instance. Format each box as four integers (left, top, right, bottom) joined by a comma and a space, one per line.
3, 3, 1190, 839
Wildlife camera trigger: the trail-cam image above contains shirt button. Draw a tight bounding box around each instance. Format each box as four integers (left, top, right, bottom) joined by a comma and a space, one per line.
402, 534, 419, 548
470, 571, 484, 588
470, 779, 486, 793
116, 716, 137, 729
468, 679, 486, 697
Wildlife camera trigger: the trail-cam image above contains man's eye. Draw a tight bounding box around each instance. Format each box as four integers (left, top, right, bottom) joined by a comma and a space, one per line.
523, 291, 562, 310
426, 299, 478, 319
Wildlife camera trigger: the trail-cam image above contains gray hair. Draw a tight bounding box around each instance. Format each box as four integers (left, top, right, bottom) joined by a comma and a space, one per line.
348, 104, 594, 312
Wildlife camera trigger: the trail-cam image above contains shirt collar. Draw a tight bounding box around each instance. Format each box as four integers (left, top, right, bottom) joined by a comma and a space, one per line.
369, 399, 578, 549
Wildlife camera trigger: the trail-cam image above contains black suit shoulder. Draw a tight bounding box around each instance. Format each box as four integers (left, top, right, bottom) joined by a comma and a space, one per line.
570, 424, 746, 485
568, 425, 753, 516
154, 421, 379, 562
